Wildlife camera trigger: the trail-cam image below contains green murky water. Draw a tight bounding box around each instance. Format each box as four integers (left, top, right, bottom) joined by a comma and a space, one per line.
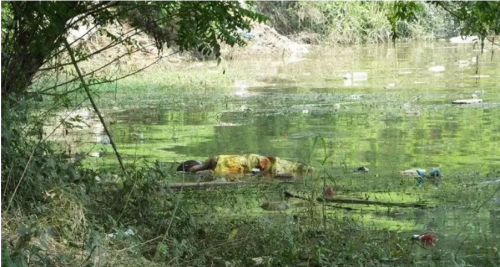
83, 41, 500, 264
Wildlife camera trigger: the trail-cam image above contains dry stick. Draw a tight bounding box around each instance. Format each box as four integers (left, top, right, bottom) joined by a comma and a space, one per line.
402, 95, 421, 107
1, 162, 15, 203
116, 235, 164, 253
77, 245, 97, 267
63, 39, 126, 175
5, 149, 36, 212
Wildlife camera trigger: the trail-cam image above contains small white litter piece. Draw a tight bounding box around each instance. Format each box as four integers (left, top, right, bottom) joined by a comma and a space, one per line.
343, 72, 368, 81
449, 36, 478, 44
428, 66, 445, 72
452, 98, 483, 104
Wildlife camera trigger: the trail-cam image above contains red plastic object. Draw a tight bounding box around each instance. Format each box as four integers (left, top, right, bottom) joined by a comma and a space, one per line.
419, 233, 436, 246
325, 186, 334, 197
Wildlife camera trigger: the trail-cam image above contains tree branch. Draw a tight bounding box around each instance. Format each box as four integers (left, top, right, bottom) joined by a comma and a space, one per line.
63, 39, 127, 176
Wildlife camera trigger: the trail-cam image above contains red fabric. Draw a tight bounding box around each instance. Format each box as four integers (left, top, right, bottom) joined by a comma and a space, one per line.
260, 158, 270, 170
325, 186, 334, 197
420, 233, 436, 246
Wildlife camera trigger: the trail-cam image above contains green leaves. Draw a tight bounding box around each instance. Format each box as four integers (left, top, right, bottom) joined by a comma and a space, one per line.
2, 1, 267, 97
389, 1, 500, 48
388, 1, 423, 42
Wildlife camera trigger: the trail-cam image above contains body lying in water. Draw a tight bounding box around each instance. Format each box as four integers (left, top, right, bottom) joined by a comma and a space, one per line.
177, 154, 313, 179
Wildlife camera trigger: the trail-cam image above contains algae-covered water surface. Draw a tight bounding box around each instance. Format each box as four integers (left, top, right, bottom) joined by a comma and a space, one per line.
78, 41, 500, 265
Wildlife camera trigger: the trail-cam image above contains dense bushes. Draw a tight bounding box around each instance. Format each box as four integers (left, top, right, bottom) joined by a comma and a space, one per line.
255, 1, 455, 44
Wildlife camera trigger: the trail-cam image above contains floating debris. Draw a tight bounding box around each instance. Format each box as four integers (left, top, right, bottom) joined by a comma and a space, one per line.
449, 35, 478, 44
357, 166, 369, 172
412, 233, 437, 246
428, 168, 442, 178
428, 66, 445, 72
343, 72, 368, 81
452, 97, 482, 104
88, 152, 101, 158
333, 103, 341, 112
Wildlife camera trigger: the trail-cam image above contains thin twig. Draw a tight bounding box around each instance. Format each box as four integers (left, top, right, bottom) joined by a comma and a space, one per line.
4, 96, 91, 210
6, 148, 36, 212
455, 234, 469, 262
115, 235, 165, 253
1, 162, 15, 204
37, 49, 179, 97
77, 245, 97, 267
63, 39, 127, 175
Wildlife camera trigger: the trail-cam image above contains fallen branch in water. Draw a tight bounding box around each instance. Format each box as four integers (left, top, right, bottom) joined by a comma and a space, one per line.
167, 181, 255, 189
317, 196, 430, 208
284, 191, 360, 211
284, 191, 430, 209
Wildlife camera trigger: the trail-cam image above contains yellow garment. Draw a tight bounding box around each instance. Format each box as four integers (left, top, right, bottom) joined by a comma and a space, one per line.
272, 157, 313, 176
211, 154, 313, 177
213, 154, 267, 174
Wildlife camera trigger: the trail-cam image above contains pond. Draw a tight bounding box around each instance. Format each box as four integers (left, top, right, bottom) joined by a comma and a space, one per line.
81, 40, 500, 265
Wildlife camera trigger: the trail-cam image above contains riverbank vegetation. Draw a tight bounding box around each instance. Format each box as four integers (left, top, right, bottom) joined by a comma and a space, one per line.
256, 1, 453, 44
255, 1, 499, 46
2, 1, 500, 266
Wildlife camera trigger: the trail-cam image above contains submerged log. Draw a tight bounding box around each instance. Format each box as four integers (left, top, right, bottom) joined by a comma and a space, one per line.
167, 181, 254, 189
317, 197, 429, 208
284, 191, 430, 209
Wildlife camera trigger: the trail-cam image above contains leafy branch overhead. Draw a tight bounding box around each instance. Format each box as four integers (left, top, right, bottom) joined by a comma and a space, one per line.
389, 1, 500, 46
1, 1, 267, 97
431, 1, 500, 48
